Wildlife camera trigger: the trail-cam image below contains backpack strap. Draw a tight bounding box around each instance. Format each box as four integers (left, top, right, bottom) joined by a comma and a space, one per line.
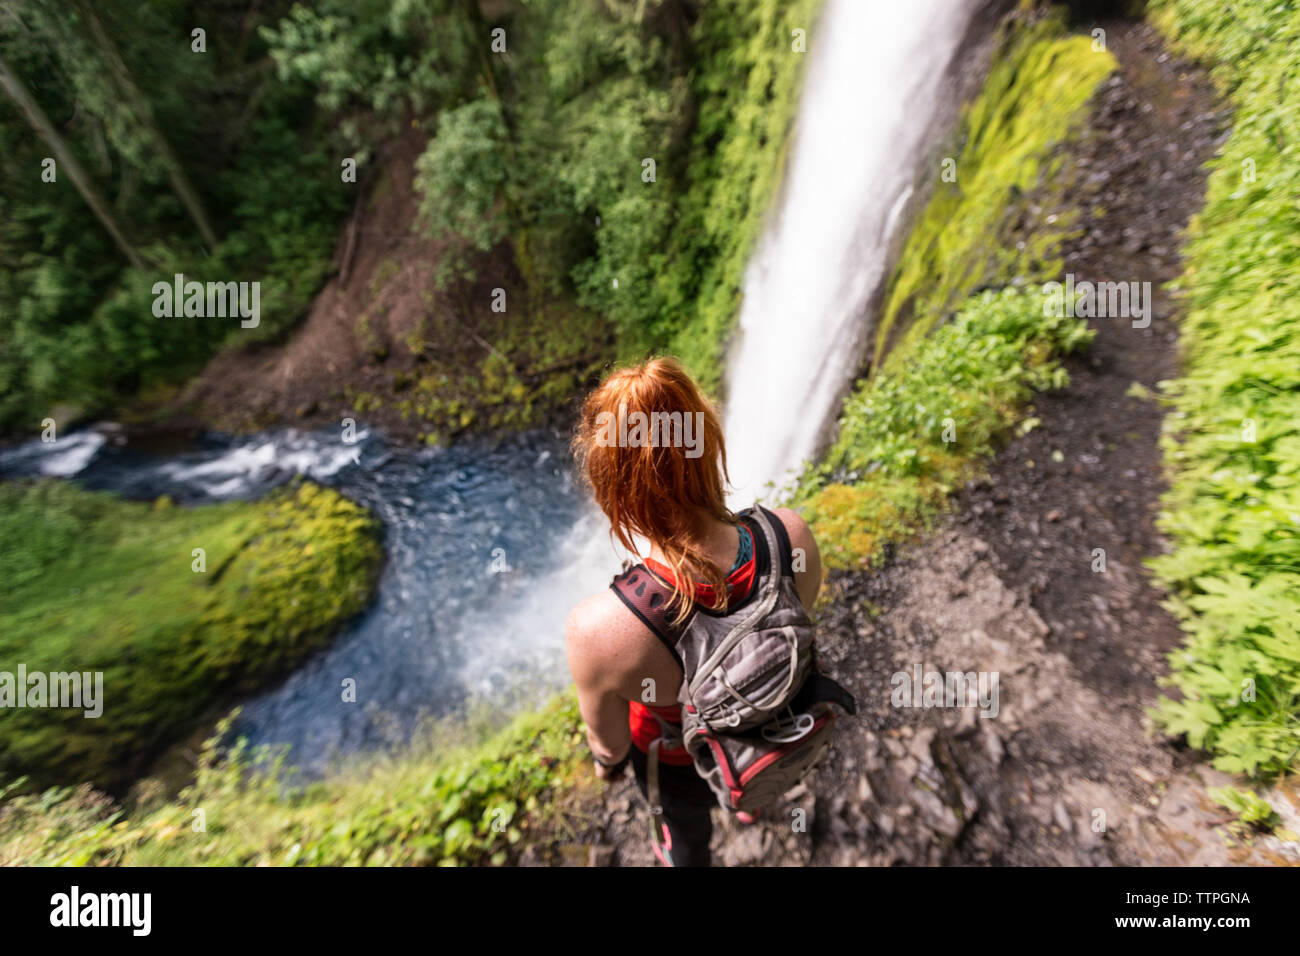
746, 503, 795, 578
647, 737, 673, 865
793, 673, 858, 716
746, 505, 858, 718
610, 564, 685, 669
745, 504, 787, 602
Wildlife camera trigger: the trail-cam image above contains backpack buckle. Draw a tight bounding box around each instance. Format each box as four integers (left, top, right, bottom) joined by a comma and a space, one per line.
761, 710, 815, 743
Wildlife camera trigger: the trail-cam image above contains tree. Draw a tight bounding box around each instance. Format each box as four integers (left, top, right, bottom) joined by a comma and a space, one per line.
0, 49, 143, 268
71, 0, 219, 252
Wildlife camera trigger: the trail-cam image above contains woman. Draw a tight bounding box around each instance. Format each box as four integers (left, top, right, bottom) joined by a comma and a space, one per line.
565, 357, 822, 867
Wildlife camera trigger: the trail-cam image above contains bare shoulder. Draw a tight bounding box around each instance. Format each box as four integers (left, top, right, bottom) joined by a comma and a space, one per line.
565, 588, 650, 685
767, 506, 822, 607
566, 589, 619, 637
769, 506, 820, 562
565, 590, 623, 655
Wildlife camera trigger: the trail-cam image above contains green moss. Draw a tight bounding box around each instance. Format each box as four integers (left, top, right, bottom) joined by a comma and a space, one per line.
873, 14, 1115, 367
1143, 0, 1300, 778
793, 287, 1093, 569
0, 480, 383, 790
357, 294, 609, 439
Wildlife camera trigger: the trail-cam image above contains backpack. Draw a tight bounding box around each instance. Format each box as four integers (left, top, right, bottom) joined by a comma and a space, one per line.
610, 504, 856, 830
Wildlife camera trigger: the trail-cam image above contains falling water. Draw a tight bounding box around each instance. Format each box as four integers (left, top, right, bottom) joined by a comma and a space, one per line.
723, 0, 985, 502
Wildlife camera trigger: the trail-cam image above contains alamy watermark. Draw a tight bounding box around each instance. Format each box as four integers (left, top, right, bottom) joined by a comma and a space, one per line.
50, 886, 150, 936
152, 272, 260, 328
594, 402, 705, 459
891, 663, 999, 718
0, 665, 103, 718
1042, 273, 1151, 328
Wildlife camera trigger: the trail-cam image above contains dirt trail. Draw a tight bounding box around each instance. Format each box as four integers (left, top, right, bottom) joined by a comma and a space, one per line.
557, 21, 1299, 868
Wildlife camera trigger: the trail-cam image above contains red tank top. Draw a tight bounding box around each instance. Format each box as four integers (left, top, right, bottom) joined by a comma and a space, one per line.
626, 524, 757, 765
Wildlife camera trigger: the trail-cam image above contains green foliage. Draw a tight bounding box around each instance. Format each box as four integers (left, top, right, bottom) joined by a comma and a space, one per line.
414, 98, 512, 285
259, 0, 477, 153
0, 0, 820, 433
0, 695, 589, 866
463, 0, 690, 328
874, 15, 1115, 363
659, 0, 822, 390
0, 0, 349, 433
464, 0, 820, 393
1145, 0, 1300, 778
0, 480, 382, 790
793, 287, 1092, 569
1208, 786, 1286, 835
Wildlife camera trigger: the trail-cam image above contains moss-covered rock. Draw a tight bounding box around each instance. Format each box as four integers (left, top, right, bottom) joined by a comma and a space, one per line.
0, 479, 383, 791
790, 11, 1112, 571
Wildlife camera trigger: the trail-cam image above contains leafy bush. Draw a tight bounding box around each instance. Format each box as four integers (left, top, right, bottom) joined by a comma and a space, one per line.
414, 98, 512, 285
1144, 0, 1300, 777
0, 695, 589, 867
259, 0, 476, 149
1208, 785, 1283, 834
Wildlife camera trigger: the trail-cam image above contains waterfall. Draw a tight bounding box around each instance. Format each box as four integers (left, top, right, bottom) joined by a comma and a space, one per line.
723, 0, 984, 503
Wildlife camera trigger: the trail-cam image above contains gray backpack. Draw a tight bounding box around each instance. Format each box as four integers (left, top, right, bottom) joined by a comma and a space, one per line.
611, 504, 856, 825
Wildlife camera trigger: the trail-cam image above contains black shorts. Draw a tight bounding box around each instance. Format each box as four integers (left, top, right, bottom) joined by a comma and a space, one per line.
628, 745, 715, 867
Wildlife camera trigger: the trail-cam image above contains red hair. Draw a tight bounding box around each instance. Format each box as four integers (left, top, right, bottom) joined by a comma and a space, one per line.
573, 357, 738, 623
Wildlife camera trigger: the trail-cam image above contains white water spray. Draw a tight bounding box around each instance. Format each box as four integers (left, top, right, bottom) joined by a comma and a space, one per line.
723, 0, 982, 503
